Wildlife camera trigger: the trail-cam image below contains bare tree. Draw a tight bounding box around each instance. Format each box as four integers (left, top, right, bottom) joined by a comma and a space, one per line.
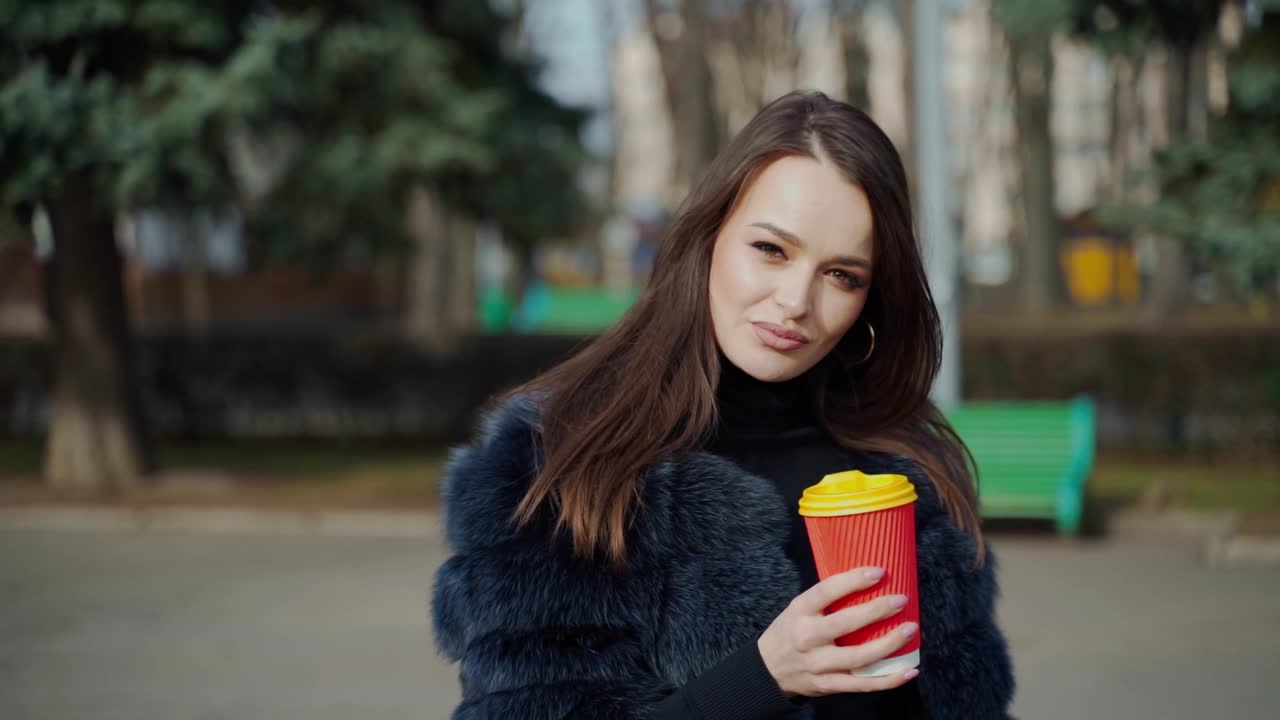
1145, 24, 1215, 321
403, 186, 473, 354
43, 177, 152, 494
179, 213, 210, 340
834, 0, 873, 110
644, 0, 723, 197
895, 0, 918, 201
713, 0, 803, 128
1007, 25, 1059, 311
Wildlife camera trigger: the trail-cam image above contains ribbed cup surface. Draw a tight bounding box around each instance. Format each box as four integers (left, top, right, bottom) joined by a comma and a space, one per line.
803, 502, 920, 658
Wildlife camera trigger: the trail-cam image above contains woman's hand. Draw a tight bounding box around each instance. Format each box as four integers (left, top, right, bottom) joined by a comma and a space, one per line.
757, 566, 919, 698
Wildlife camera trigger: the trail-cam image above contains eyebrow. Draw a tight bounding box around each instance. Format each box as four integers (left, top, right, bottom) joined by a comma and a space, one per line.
749, 222, 873, 270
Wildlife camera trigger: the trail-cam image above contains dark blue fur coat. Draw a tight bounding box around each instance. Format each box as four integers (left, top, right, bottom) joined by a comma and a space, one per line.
431, 394, 1015, 719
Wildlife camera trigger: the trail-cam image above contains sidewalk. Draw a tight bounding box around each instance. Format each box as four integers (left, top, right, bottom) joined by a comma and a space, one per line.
4, 527, 1277, 719
1108, 506, 1280, 568
5, 466, 1280, 567
6, 499, 1280, 567
0, 504, 441, 538
0, 468, 442, 539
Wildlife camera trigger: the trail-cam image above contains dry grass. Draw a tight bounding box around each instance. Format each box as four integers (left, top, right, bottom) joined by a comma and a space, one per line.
1091, 454, 1280, 531
0, 441, 447, 510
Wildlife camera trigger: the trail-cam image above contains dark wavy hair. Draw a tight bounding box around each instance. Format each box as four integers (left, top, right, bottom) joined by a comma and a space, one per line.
507, 90, 984, 571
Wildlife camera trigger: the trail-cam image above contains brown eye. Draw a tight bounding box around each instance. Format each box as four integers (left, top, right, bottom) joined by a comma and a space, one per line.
829, 269, 866, 290
751, 241, 785, 259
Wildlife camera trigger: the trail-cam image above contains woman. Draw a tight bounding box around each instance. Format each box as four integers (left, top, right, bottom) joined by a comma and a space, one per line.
432, 91, 1015, 719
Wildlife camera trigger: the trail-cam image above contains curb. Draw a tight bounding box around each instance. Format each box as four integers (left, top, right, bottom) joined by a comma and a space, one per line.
1107, 508, 1280, 568
8, 505, 1279, 566
1206, 534, 1280, 569
0, 505, 442, 539
1107, 509, 1240, 544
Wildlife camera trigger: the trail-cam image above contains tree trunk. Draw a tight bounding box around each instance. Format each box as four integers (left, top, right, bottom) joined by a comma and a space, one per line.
403, 185, 460, 354
645, 0, 721, 198
180, 211, 210, 339
1008, 29, 1059, 311
1105, 55, 1140, 205
1144, 43, 1207, 322
839, 8, 872, 110
509, 238, 537, 321
885, 0, 916, 215
723, 2, 800, 116
43, 172, 151, 494
896, 0, 916, 174
447, 213, 476, 334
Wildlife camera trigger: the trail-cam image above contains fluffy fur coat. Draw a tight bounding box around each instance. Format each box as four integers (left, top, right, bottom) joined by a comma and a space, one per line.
431, 394, 1015, 718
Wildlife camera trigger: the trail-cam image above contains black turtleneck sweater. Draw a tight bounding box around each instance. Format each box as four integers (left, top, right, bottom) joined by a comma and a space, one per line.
653, 359, 929, 720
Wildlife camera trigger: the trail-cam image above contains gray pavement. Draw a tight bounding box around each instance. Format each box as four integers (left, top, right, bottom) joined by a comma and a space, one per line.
0, 530, 458, 720
999, 537, 1280, 719
1, 526, 1277, 719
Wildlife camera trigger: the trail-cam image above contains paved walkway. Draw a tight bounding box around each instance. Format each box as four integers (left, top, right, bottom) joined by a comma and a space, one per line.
1, 525, 1276, 719
1, 529, 457, 720
999, 537, 1280, 719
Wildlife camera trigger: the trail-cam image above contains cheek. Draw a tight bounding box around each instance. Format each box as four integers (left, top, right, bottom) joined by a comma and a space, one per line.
815, 291, 868, 340
707, 248, 737, 332
710, 246, 763, 312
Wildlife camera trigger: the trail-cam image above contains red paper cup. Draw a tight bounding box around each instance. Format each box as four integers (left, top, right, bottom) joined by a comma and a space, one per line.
800, 470, 920, 677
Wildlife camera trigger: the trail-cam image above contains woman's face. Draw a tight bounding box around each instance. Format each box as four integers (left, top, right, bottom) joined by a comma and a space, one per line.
709, 155, 874, 382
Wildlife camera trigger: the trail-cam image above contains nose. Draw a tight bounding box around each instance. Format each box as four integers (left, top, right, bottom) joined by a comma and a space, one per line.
773, 267, 813, 318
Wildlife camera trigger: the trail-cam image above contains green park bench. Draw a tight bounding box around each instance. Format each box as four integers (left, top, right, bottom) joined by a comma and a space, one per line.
946, 397, 1096, 535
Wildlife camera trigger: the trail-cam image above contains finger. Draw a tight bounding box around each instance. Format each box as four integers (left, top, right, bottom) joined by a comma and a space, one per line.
817, 594, 908, 645
793, 567, 885, 616
811, 667, 920, 696
807, 621, 918, 674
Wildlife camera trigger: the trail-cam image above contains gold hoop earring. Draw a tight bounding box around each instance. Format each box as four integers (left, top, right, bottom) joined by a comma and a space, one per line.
856, 320, 876, 365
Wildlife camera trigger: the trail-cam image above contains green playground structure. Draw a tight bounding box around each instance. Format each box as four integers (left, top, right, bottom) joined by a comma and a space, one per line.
478, 285, 639, 334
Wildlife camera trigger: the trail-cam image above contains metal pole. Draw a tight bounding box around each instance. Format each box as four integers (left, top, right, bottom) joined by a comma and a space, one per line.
913, 0, 961, 409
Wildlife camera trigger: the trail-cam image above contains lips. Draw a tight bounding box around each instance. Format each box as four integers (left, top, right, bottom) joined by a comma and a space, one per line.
752, 322, 810, 351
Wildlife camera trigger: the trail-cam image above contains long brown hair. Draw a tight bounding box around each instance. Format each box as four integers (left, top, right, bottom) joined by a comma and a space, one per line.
507, 91, 984, 571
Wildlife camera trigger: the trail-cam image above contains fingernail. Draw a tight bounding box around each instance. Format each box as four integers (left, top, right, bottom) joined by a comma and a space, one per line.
863, 567, 885, 580
903, 669, 920, 680
900, 622, 918, 638
888, 594, 908, 609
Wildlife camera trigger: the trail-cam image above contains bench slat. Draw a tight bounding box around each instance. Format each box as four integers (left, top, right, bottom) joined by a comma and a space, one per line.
945, 396, 1096, 535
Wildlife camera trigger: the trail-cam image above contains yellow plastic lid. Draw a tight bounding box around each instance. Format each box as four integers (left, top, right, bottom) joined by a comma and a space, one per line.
798, 470, 918, 517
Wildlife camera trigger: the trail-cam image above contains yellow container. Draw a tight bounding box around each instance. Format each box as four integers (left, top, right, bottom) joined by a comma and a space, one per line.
798, 470, 917, 517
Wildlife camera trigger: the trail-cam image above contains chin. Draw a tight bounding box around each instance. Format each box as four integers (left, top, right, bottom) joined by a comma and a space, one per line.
727, 345, 813, 383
